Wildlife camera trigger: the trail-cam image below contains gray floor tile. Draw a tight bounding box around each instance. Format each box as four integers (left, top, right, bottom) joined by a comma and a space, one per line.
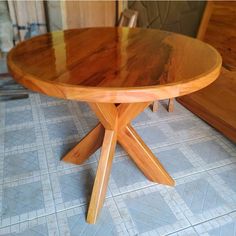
114, 185, 190, 235
5, 110, 33, 126
194, 212, 236, 236
190, 140, 232, 164
0, 174, 55, 227
4, 127, 36, 149
42, 104, 71, 120
1, 93, 236, 235
57, 199, 128, 236
0, 214, 58, 236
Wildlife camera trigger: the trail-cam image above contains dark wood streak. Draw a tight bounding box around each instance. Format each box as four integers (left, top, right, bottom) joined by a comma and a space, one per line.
7, 27, 222, 103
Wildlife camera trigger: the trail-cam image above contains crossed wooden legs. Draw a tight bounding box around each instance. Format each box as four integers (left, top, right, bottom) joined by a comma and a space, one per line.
62, 102, 175, 224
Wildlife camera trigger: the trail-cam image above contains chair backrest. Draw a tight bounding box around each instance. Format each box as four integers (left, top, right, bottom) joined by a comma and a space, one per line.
118, 9, 138, 28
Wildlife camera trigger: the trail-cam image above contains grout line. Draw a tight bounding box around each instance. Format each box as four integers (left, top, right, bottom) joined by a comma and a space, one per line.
191, 208, 236, 228
165, 225, 197, 236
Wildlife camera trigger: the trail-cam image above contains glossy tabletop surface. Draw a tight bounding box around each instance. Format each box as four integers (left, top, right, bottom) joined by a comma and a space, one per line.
8, 27, 222, 102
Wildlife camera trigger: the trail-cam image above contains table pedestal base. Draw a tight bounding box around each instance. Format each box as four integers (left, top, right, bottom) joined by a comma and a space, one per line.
62, 102, 175, 224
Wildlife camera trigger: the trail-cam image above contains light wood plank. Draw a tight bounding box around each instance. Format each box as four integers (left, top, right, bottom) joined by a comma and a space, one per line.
168, 98, 174, 112
117, 102, 149, 128
118, 125, 175, 186
87, 129, 117, 224
62, 123, 104, 165
89, 103, 117, 130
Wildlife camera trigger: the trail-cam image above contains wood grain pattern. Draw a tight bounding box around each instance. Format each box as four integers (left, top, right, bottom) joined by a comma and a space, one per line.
152, 100, 159, 112
8, 27, 222, 103
87, 129, 117, 224
118, 125, 174, 185
62, 123, 104, 165
167, 98, 174, 112
196, 1, 214, 40
8, 27, 222, 223
178, 68, 236, 143
203, 1, 236, 70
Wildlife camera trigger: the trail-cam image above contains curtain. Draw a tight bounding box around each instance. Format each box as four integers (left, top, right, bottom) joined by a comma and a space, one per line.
7, 0, 47, 44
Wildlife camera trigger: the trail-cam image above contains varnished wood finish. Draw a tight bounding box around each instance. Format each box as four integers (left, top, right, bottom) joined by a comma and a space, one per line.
168, 98, 174, 112
8, 27, 222, 223
178, 68, 236, 143
118, 125, 174, 185
67, 102, 174, 223
8, 27, 221, 103
152, 100, 159, 112
203, 1, 236, 71
62, 123, 104, 165
178, 1, 236, 143
196, 1, 214, 41
87, 129, 117, 224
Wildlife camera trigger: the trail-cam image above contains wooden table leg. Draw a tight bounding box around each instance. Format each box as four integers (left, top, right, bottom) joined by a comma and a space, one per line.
152, 101, 159, 112
62, 123, 104, 165
118, 125, 174, 186
168, 98, 174, 112
62, 102, 175, 224
87, 129, 117, 224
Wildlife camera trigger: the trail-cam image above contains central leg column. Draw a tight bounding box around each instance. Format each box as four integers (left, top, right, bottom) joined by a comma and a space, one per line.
62, 102, 175, 224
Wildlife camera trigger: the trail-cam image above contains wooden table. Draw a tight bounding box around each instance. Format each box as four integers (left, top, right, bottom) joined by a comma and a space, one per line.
7, 27, 222, 224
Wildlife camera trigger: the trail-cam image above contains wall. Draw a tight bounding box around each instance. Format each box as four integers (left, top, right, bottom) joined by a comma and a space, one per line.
46, 1, 116, 31
66, 1, 116, 28
128, 1, 206, 37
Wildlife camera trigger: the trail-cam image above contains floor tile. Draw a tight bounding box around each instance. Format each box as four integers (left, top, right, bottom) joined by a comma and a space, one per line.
56, 198, 128, 236
42, 104, 71, 120
0, 214, 59, 236
5, 98, 31, 109
46, 119, 78, 141
5, 109, 33, 126
168, 227, 198, 236
109, 155, 151, 196
194, 212, 236, 236
114, 185, 190, 235
190, 140, 232, 164
4, 150, 39, 178
4, 127, 36, 149
156, 147, 194, 177
138, 125, 167, 144
0, 174, 55, 227
2, 182, 45, 219
50, 164, 112, 211
167, 116, 216, 142
170, 171, 234, 225
39, 94, 62, 104
45, 140, 98, 172
1, 93, 236, 234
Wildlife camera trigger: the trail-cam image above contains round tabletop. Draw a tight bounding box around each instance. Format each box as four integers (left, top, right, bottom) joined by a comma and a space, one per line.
8, 27, 222, 103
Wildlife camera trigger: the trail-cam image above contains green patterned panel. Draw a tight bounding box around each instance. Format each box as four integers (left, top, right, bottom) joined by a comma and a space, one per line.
128, 1, 206, 37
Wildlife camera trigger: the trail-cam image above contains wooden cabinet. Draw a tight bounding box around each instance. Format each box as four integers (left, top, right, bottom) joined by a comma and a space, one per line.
178, 1, 236, 143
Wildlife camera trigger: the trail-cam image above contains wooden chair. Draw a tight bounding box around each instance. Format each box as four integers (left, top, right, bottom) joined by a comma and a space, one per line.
118, 9, 138, 27
152, 98, 174, 112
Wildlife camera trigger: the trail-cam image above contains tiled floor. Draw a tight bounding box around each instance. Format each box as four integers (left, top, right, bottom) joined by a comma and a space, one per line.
0, 93, 236, 236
